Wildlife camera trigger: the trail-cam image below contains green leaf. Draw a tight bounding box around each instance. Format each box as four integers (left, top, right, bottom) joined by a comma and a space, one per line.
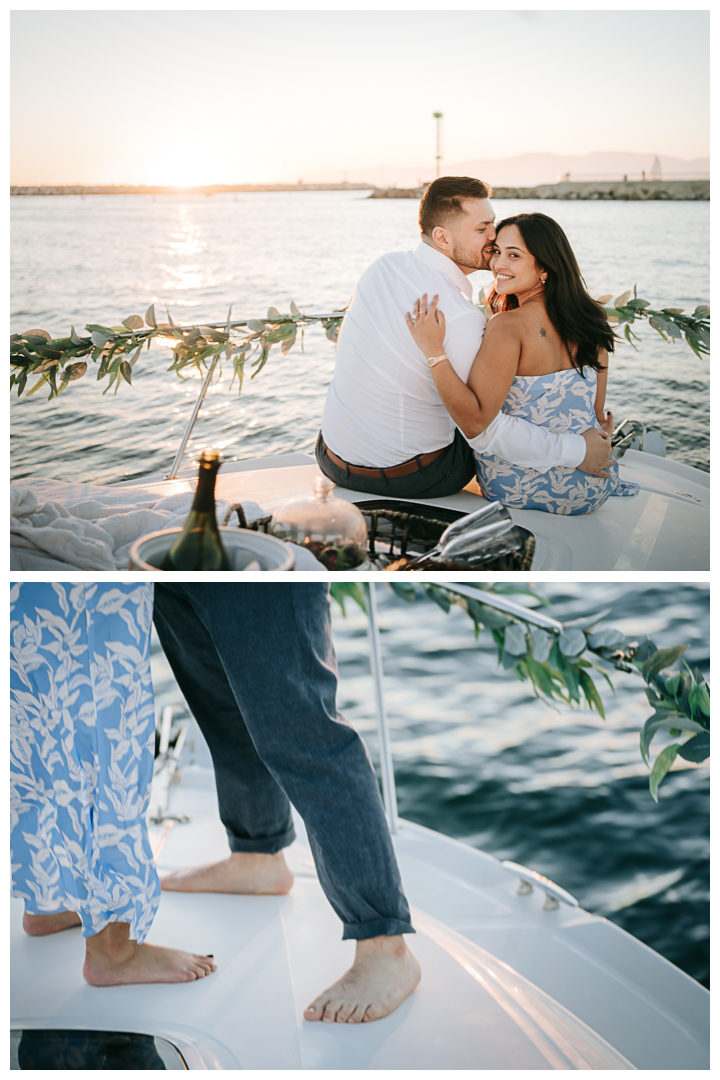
66, 361, 88, 382
661, 672, 682, 698
281, 332, 297, 356
642, 644, 689, 682
614, 290, 632, 307
250, 343, 270, 378
122, 315, 144, 330
465, 598, 485, 628
26, 373, 50, 396
587, 627, 628, 651
425, 585, 451, 613
330, 583, 367, 615
264, 324, 296, 343
472, 603, 509, 630
578, 669, 605, 718
530, 627, 552, 663
649, 743, 679, 801
649, 315, 670, 335
640, 713, 705, 765
559, 628, 586, 658
693, 304, 710, 319
676, 732, 710, 763
290, 300, 301, 316
550, 643, 580, 702
90, 330, 110, 348
120, 361, 132, 385
627, 298, 651, 310
70, 326, 82, 345
267, 306, 283, 320
145, 304, 157, 328
662, 307, 685, 315
504, 622, 528, 656
695, 681, 710, 717
128, 345, 143, 369
523, 655, 562, 701
388, 583, 416, 602
247, 320, 267, 332
623, 323, 639, 349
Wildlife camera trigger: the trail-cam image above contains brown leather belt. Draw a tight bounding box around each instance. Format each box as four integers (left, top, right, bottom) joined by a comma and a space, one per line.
323, 443, 447, 479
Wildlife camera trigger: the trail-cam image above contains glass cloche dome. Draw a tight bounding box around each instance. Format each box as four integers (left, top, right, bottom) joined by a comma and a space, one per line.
270, 476, 368, 569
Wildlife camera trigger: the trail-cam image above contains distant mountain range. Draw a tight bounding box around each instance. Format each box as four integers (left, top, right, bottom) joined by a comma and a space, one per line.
296, 152, 709, 189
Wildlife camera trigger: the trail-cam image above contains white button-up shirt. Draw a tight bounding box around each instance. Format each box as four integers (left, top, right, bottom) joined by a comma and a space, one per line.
321, 242, 586, 472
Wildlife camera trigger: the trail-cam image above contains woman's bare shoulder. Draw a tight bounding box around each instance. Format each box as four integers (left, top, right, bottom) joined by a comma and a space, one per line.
486, 309, 523, 334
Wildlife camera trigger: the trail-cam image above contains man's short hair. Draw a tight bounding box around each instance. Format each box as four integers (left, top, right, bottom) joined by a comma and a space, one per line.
419, 176, 492, 236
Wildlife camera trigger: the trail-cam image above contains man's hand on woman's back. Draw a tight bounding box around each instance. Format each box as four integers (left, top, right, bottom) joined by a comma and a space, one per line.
578, 428, 614, 478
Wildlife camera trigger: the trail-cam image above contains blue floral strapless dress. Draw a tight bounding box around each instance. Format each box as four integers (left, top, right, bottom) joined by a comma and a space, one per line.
475, 368, 639, 515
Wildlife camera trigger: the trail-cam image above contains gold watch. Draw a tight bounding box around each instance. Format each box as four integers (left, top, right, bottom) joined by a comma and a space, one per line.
427, 353, 448, 368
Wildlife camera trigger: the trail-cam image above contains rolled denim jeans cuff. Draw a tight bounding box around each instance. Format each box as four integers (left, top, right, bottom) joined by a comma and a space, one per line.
342, 917, 416, 942
226, 823, 296, 854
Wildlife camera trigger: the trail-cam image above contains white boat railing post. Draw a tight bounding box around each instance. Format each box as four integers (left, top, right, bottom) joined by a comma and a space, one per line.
161, 310, 343, 480
165, 355, 219, 479
365, 583, 400, 834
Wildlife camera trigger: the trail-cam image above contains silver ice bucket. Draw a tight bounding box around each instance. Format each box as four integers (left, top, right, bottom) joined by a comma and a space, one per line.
128, 527, 295, 571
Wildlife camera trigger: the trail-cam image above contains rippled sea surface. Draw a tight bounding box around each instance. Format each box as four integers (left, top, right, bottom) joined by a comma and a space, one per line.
150, 582, 709, 988
11, 193, 709, 484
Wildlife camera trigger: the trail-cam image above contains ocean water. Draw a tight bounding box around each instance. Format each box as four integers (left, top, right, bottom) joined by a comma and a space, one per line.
150, 581, 709, 988
10, 192, 709, 484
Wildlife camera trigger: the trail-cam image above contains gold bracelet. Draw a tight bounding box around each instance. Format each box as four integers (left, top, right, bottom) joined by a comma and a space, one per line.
427, 353, 448, 368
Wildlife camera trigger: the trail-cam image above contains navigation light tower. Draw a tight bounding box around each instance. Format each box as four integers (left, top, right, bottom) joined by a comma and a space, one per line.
433, 112, 443, 179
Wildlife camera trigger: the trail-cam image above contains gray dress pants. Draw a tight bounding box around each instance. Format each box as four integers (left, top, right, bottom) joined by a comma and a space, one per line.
153, 583, 414, 941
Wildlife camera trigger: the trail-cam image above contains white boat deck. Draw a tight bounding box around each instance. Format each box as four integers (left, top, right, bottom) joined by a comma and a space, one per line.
10, 766, 709, 1070
112, 447, 710, 571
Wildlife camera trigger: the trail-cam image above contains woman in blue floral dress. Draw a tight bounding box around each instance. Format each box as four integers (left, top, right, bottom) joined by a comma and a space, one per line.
407, 212, 638, 515
10, 582, 216, 985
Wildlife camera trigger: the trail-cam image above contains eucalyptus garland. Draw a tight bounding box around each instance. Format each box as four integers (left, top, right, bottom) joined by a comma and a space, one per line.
9, 303, 345, 401
329, 582, 709, 800
478, 285, 710, 357
10, 286, 709, 402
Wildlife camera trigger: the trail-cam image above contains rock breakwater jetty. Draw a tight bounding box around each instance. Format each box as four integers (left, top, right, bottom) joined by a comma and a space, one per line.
368, 179, 709, 201
10, 182, 374, 197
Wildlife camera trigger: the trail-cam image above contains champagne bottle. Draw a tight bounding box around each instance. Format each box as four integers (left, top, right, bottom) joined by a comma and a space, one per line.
162, 449, 231, 570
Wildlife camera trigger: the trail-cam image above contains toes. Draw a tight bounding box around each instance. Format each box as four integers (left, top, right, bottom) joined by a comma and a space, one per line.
362, 1003, 384, 1022
304, 999, 327, 1022
194, 953, 216, 973
335, 1002, 358, 1024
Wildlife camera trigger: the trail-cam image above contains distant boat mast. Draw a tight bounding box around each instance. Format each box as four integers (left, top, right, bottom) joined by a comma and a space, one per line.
649, 155, 662, 180
433, 112, 443, 179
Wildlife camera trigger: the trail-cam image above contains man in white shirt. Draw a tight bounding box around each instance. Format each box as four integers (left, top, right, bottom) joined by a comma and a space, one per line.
317, 176, 613, 498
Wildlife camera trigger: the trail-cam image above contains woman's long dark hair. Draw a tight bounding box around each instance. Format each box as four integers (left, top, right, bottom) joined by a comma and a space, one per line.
486, 212, 615, 373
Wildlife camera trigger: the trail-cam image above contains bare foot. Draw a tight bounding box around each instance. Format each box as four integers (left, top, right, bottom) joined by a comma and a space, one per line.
83, 921, 217, 987
23, 910, 82, 936
304, 935, 421, 1024
161, 851, 293, 895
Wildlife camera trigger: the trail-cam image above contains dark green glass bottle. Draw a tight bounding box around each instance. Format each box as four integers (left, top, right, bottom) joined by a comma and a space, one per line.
162, 449, 231, 570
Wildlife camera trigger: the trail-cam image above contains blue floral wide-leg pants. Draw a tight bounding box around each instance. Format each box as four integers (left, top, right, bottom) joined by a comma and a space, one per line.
10, 582, 160, 942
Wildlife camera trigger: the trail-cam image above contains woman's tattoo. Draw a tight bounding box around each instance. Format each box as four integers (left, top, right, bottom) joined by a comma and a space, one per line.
539, 327, 547, 337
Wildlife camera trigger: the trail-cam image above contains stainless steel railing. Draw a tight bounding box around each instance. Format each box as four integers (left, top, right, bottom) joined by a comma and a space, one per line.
365, 582, 564, 832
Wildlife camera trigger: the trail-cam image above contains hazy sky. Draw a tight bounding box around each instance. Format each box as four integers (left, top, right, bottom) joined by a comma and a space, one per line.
11, 8, 709, 185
